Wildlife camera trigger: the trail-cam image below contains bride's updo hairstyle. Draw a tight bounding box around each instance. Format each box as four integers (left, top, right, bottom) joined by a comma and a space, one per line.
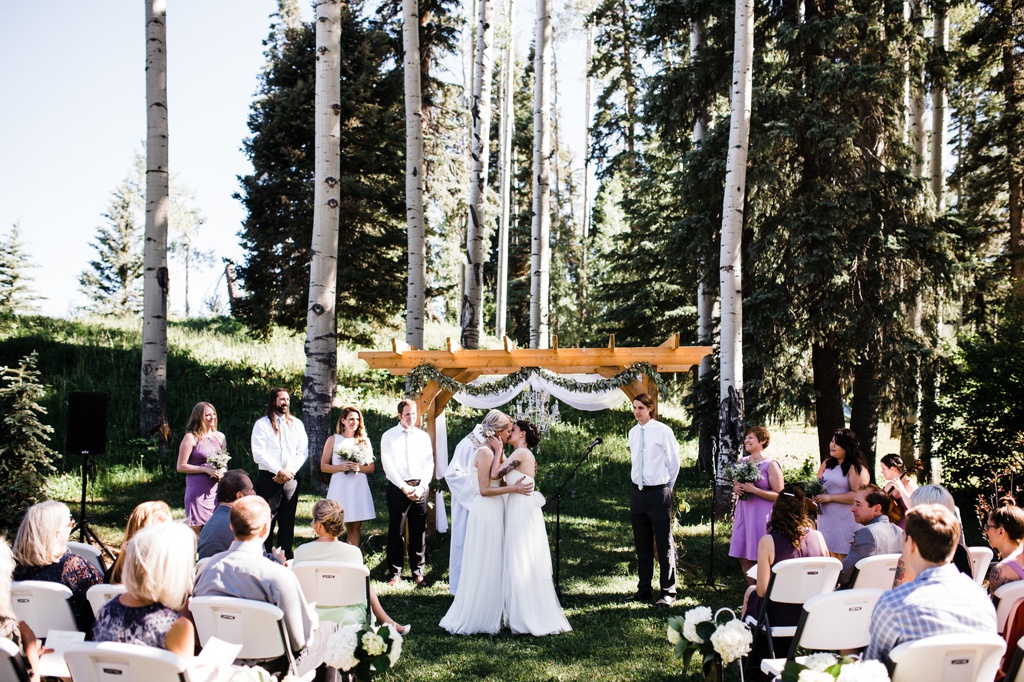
481, 409, 513, 433
312, 499, 346, 539
515, 420, 541, 448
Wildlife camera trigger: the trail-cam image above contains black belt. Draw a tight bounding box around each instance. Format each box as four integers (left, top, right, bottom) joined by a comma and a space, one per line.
406, 479, 421, 486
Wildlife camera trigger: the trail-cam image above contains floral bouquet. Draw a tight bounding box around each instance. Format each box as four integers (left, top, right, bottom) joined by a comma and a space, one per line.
335, 439, 373, 473
467, 423, 496, 449
207, 449, 231, 470
781, 654, 890, 681
801, 478, 827, 509
668, 607, 753, 682
725, 459, 763, 500
325, 623, 402, 680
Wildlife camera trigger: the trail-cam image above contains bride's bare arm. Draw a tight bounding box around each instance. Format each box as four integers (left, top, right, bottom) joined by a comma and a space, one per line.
477, 449, 533, 496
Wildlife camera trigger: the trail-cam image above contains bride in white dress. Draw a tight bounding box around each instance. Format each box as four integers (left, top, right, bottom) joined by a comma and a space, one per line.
439, 422, 533, 635
501, 420, 572, 635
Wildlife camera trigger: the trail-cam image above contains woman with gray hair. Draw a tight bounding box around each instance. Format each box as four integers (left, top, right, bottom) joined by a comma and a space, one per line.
892, 483, 974, 586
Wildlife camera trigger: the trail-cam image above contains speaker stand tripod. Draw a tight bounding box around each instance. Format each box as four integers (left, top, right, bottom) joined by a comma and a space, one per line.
70, 450, 116, 568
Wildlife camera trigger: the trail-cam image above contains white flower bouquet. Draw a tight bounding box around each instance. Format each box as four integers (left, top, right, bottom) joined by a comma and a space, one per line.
335, 439, 373, 472
783, 656, 890, 682
668, 606, 753, 679
725, 459, 763, 500
206, 449, 231, 470
325, 623, 402, 678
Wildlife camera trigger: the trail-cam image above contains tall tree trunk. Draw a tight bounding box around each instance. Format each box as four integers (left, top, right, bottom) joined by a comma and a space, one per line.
404, 0, 426, 351
850, 348, 880, 478
1006, 31, 1024, 292
715, 0, 754, 518
581, 21, 594, 242
930, 3, 948, 210
461, 0, 494, 350
530, 0, 552, 349
140, 0, 170, 447
303, 0, 342, 488
908, 0, 926, 177
812, 342, 845, 461
225, 260, 240, 316
495, 0, 515, 340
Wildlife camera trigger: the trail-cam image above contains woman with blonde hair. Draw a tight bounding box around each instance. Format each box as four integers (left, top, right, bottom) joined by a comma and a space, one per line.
1, 537, 41, 681
107, 500, 173, 584
176, 401, 228, 533
93, 523, 196, 659
320, 406, 376, 546
293, 500, 408, 634
13, 500, 102, 632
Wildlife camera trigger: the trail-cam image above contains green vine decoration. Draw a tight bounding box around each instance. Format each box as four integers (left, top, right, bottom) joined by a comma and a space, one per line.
406, 362, 669, 400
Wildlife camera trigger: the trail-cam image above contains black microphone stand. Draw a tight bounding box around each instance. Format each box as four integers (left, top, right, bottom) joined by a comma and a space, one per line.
71, 449, 116, 567
545, 439, 601, 597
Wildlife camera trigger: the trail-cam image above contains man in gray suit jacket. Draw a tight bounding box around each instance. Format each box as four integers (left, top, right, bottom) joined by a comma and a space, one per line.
840, 485, 905, 587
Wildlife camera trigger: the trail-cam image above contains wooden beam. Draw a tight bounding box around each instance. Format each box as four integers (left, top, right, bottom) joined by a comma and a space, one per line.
660, 333, 679, 349
551, 335, 559, 351
608, 334, 615, 351
503, 336, 515, 352
446, 337, 463, 353
392, 338, 417, 354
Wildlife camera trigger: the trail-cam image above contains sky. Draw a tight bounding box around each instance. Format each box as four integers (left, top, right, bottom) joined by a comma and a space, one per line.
0, 0, 588, 318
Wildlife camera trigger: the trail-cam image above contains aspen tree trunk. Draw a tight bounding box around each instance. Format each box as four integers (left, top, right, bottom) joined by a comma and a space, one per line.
140, 0, 170, 446
908, 0, 926, 177
716, 0, 754, 517
303, 0, 342, 487
225, 260, 240, 316
495, 0, 515, 340
530, 0, 552, 350
930, 5, 947, 210
404, 0, 426, 351
581, 21, 594, 242
461, 0, 494, 350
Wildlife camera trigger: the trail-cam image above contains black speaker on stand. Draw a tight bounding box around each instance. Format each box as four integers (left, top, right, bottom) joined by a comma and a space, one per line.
66, 392, 115, 567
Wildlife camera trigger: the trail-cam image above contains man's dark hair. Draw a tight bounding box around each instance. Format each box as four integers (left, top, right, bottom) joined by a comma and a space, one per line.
217, 469, 253, 504
861, 484, 891, 515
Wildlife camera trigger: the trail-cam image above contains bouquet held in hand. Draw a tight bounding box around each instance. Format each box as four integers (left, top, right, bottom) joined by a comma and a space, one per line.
206, 449, 231, 470
335, 439, 373, 473
725, 459, 763, 500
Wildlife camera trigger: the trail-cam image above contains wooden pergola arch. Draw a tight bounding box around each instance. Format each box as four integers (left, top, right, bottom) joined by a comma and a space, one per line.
359, 334, 714, 449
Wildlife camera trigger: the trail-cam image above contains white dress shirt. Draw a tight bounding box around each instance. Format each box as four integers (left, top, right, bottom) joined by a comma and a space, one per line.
251, 414, 309, 475
380, 422, 434, 496
628, 418, 680, 489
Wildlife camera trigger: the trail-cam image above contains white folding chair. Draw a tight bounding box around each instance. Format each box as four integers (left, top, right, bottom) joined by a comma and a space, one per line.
1004, 634, 1024, 682
744, 557, 843, 659
291, 561, 371, 626
760, 588, 882, 679
995, 581, 1024, 634
86, 583, 128, 618
10, 580, 78, 637
67, 541, 106, 575
849, 553, 901, 590
969, 546, 995, 586
0, 637, 31, 682
189, 595, 312, 681
889, 633, 1006, 682
64, 641, 188, 682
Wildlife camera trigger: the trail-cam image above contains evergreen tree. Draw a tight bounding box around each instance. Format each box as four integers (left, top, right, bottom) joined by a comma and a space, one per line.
0, 352, 58, 532
0, 222, 42, 316
236, 8, 407, 341
79, 175, 145, 316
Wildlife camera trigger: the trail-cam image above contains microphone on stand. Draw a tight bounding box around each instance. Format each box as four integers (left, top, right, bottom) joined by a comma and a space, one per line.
585, 437, 603, 450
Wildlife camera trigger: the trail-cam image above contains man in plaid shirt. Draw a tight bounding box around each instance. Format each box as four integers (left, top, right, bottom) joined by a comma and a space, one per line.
865, 503, 996, 664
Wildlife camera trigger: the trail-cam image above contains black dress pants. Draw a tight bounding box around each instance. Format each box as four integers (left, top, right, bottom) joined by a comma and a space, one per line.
256, 469, 299, 560
385, 481, 428, 579
630, 482, 676, 597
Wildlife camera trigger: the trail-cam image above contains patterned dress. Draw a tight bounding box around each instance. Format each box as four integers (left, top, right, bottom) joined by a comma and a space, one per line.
93, 598, 180, 650
13, 550, 103, 632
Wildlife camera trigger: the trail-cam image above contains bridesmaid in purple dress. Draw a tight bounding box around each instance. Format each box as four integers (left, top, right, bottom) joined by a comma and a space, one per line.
175, 402, 227, 534
812, 428, 869, 558
728, 426, 784, 584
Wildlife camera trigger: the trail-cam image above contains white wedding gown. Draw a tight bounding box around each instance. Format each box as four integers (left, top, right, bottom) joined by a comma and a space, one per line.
439, 453, 505, 634
503, 469, 571, 635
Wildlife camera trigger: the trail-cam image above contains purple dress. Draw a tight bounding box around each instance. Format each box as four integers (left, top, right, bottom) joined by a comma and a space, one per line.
746, 530, 829, 626
729, 459, 776, 561
184, 433, 225, 526
818, 463, 861, 554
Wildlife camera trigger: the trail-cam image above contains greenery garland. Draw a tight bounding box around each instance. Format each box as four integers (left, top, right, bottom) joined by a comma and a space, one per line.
406, 361, 669, 400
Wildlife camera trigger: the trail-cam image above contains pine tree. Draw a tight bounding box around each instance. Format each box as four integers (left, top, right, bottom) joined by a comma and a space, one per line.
79, 176, 145, 316
0, 352, 58, 532
0, 222, 42, 316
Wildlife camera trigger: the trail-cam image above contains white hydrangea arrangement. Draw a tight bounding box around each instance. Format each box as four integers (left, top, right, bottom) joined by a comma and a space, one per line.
324, 623, 403, 678
668, 606, 753, 677
206, 449, 231, 470
782, 656, 890, 682
335, 439, 374, 469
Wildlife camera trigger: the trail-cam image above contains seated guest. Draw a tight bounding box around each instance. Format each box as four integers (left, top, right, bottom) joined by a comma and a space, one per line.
12, 500, 103, 632
865, 504, 996, 665
107, 500, 173, 584
839, 485, 904, 587
294, 500, 409, 634
985, 504, 1024, 595
1, 537, 41, 682
198, 470, 259, 560
93, 523, 196, 660
193, 496, 338, 681
893, 484, 974, 585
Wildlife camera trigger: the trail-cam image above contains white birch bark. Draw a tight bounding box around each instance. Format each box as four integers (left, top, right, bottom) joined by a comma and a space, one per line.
461, 0, 494, 350
930, 6, 947, 210
693, 17, 713, 382
495, 0, 515, 340
581, 21, 594, 242
908, 0, 926, 177
716, 0, 754, 515
140, 0, 170, 443
404, 0, 426, 350
303, 0, 342, 484
530, 0, 552, 350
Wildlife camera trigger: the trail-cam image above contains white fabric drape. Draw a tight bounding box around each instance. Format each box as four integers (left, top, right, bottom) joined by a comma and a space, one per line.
450, 373, 631, 411
434, 411, 449, 533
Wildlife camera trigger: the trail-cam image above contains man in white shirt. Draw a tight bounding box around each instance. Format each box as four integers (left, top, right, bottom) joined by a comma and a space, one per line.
627, 393, 680, 607
251, 387, 308, 560
380, 399, 434, 586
